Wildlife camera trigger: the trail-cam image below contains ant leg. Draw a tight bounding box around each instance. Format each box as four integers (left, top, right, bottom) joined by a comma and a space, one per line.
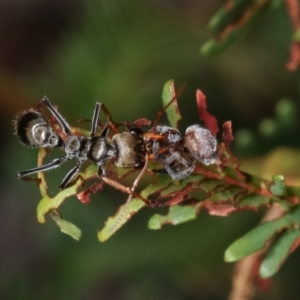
17, 157, 66, 178
164, 164, 194, 181
42, 97, 72, 136
150, 83, 186, 132
97, 162, 153, 206
100, 123, 110, 138
163, 152, 195, 180
78, 103, 124, 134
152, 140, 160, 160
130, 154, 149, 194
60, 161, 83, 190
116, 155, 150, 207
90, 102, 102, 137
101, 176, 151, 205
98, 103, 120, 134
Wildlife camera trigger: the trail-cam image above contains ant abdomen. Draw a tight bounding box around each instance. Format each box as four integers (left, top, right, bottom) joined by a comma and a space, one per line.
112, 130, 145, 168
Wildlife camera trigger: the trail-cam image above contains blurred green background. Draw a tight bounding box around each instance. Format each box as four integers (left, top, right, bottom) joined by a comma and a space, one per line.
2, 0, 300, 299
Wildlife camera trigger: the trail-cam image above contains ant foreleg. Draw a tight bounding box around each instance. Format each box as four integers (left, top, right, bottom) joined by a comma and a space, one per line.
78, 103, 121, 134
42, 97, 72, 136
90, 102, 102, 137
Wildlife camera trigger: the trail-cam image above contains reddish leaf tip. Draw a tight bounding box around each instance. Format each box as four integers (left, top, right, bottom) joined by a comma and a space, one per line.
196, 89, 219, 136
77, 182, 104, 204
222, 120, 234, 146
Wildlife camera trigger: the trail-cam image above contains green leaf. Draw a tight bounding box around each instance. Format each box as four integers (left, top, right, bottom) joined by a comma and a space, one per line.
208, 0, 253, 34
50, 210, 82, 241
162, 79, 182, 129
148, 203, 202, 230
98, 197, 146, 242
209, 186, 245, 202
269, 175, 287, 196
159, 174, 203, 197
239, 194, 270, 208
260, 228, 300, 278
197, 178, 222, 193
140, 174, 174, 198
275, 99, 297, 123
98, 173, 176, 241
224, 206, 300, 262
201, 1, 268, 57
36, 164, 98, 223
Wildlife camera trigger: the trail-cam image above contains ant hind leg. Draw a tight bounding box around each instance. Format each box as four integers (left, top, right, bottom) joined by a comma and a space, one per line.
17, 157, 66, 179
60, 161, 83, 190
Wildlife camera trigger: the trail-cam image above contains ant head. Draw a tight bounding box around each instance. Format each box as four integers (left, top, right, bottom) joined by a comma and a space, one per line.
14, 110, 62, 148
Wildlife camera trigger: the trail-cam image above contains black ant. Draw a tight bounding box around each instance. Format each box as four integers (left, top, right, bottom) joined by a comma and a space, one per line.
14, 97, 151, 204
14, 89, 217, 205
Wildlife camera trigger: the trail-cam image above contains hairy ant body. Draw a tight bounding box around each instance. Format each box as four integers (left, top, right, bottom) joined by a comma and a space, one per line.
141, 87, 218, 181
144, 124, 217, 181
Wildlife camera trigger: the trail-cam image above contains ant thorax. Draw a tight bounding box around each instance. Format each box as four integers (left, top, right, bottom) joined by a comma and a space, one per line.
87, 136, 115, 163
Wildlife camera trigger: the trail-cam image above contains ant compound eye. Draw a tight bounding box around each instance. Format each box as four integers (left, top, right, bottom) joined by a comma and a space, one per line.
14, 110, 49, 147
184, 125, 218, 165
